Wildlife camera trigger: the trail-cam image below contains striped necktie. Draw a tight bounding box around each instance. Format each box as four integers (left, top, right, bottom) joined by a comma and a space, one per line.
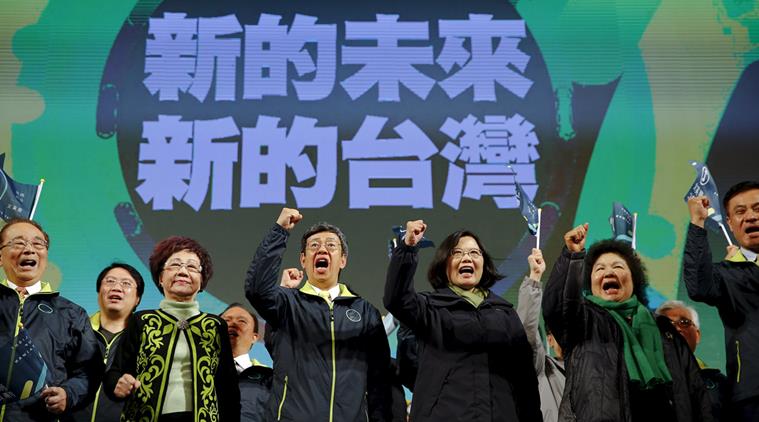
16, 286, 28, 301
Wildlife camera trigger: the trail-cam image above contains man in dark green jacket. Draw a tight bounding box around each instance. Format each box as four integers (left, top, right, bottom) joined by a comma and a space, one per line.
245, 208, 392, 422
66, 263, 144, 422
0, 218, 103, 421
685, 180, 759, 420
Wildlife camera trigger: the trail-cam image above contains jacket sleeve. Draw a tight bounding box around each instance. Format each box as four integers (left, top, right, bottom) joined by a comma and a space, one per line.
683, 223, 728, 309
216, 318, 241, 422
676, 329, 715, 422
542, 247, 586, 351
395, 323, 418, 391
366, 310, 394, 422
244, 224, 292, 329
103, 313, 140, 401
510, 316, 544, 422
383, 243, 428, 332
517, 276, 546, 376
60, 304, 105, 412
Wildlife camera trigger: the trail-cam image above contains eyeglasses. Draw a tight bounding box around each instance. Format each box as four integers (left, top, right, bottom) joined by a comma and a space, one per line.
306, 240, 340, 253
163, 260, 202, 274
450, 248, 483, 260
0, 238, 48, 251
669, 318, 695, 329
102, 277, 137, 291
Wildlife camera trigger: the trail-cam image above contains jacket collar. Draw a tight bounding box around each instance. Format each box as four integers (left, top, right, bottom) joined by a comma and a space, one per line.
727, 248, 758, 263
300, 282, 356, 299
91, 311, 102, 330
0, 279, 56, 295
428, 286, 512, 308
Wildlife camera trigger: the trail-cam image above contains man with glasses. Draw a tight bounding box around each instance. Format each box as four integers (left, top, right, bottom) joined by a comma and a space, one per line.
655, 300, 727, 420
67, 263, 144, 422
245, 208, 392, 422
0, 218, 102, 421
685, 180, 759, 421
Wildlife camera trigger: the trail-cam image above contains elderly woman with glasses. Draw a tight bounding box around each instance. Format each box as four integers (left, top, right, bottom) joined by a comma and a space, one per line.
384, 220, 542, 422
542, 224, 712, 422
104, 236, 240, 422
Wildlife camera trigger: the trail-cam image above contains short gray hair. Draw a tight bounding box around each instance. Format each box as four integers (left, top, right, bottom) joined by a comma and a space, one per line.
655, 300, 700, 329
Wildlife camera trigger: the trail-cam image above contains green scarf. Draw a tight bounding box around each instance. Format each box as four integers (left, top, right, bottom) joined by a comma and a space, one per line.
448, 284, 488, 308
585, 295, 672, 389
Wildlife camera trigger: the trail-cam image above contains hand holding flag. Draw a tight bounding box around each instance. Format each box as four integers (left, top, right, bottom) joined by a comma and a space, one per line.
684, 161, 732, 245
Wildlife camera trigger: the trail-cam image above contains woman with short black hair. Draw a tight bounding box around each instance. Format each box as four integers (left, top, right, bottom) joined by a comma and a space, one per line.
384, 220, 542, 422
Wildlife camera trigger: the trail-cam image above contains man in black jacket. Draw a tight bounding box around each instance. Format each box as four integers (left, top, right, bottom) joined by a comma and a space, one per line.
66, 263, 144, 422
220, 303, 272, 422
245, 208, 392, 422
685, 180, 759, 421
0, 219, 103, 421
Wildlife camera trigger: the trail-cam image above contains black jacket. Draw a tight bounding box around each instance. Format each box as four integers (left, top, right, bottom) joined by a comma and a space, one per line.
64, 312, 125, 422
384, 243, 542, 422
245, 224, 393, 422
543, 247, 713, 422
104, 309, 240, 422
683, 223, 759, 403
239, 363, 272, 422
0, 282, 103, 422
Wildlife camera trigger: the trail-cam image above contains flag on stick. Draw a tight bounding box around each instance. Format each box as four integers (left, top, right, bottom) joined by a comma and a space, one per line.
514, 178, 540, 248
0, 328, 49, 403
683, 161, 732, 245
0, 154, 43, 222
610, 202, 635, 247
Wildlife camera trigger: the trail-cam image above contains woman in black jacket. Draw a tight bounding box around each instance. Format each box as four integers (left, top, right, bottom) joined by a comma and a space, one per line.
542, 223, 713, 422
384, 220, 542, 422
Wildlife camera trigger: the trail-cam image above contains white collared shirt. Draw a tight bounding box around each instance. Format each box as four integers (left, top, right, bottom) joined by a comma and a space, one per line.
308, 282, 340, 301
741, 247, 758, 263
6, 279, 42, 296
234, 354, 252, 374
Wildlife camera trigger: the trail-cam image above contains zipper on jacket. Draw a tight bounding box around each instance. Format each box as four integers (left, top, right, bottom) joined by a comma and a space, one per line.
90, 330, 122, 422
328, 303, 336, 422
0, 298, 24, 421
277, 375, 289, 420
736, 340, 742, 383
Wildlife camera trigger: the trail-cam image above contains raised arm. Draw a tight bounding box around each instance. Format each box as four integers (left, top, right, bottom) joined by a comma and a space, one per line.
244, 208, 303, 328
517, 248, 547, 375
542, 224, 588, 351
383, 220, 428, 332
683, 197, 726, 306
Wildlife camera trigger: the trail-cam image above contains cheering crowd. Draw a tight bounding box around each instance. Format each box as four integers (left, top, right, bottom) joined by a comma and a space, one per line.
0, 180, 757, 421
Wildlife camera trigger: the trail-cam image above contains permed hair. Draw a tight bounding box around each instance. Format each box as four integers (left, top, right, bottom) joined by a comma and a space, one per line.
149, 236, 213, 295
584, 239, 649, 306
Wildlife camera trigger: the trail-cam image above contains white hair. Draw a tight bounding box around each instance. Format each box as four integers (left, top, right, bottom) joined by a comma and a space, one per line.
655, 300, 700, 329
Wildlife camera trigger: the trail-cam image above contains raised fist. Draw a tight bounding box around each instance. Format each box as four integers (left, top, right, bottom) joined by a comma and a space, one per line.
564, 223, 589, 253
527, 248, 546, 281
281, 268, 304, 289
404, 220, 427, 247
687, 196, 710, 228
276, 208, 303, 231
